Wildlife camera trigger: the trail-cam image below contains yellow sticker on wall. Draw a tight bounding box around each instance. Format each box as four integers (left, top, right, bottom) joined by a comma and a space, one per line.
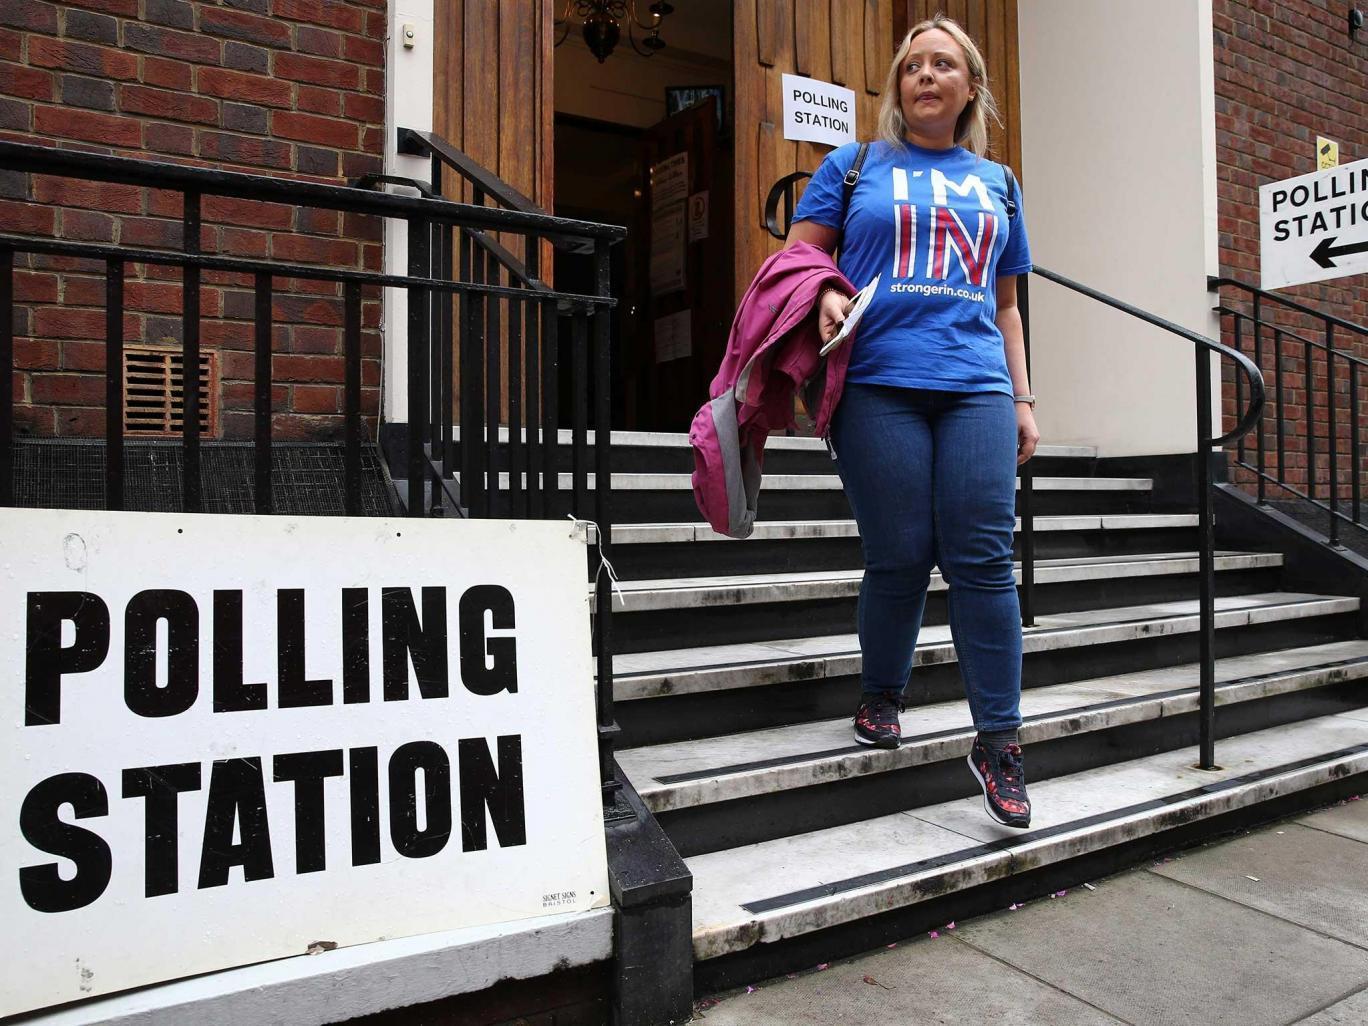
1317, 137, 1339, 170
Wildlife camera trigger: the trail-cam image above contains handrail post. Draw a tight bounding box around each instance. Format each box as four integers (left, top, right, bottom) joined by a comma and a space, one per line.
1326, 321, 1340, 547
1195, 346, 1216, 770
592, 238, 622, 812
1252, 292, 1264, 504
0, 247, 12, 508
406, 215, 429, 516
1018, 274, 1035, 627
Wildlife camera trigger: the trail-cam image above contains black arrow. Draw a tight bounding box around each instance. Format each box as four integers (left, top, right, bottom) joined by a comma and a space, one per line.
1310, 235, 1368, 269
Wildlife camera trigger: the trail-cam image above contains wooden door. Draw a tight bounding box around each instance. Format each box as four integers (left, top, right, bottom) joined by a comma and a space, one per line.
733, 0, 894, 303
432, 1, 554, 215
899, 1, 1022, 174
634, 97, 733, 432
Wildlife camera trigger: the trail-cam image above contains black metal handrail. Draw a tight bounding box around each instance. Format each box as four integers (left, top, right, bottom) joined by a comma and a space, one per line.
1209, 277, 1368, 547
1023, 266, 1266, 769
0, 139, 629, 816
394, 129, 627, 814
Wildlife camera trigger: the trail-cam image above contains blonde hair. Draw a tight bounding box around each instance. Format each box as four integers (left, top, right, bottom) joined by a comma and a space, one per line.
876, 15, 1001, 157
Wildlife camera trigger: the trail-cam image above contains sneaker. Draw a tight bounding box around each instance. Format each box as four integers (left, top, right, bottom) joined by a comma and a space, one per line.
967, 735, 1032, 828
853, 693, 904, 749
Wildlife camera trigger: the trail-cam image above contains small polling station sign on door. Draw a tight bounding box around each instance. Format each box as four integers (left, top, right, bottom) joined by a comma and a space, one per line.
1260, 156, 1368, 290
0, 509, 609, 1017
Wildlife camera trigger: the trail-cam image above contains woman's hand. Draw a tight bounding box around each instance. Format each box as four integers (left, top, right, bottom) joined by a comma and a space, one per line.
818, 289, 854, 344
1016, 403, 1040, 465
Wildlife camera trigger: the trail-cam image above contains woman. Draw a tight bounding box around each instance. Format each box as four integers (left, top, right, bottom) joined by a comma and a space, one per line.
787, 15, 1037, 827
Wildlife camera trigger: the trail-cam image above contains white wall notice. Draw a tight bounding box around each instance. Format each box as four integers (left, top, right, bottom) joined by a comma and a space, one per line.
0, 509, 608, 1017
654, 309, 692, 363
1260, 156, 1368, 291
781, 73, 856, 147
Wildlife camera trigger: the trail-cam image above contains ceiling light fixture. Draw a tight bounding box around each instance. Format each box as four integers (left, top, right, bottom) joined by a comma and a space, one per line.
554, 1, 675, 63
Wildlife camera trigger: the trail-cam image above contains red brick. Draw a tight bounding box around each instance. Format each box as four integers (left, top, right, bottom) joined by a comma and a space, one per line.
295, 207, 339, 235
296, 25, 342, 57
271, 234, 357, 266
63, 0, 139, 15
343, 32, 383, 67
31, 373, 106, 405
33, 306, 106, 339
0, 199, 52, 236
143, 121, 196, 157
273, 353, 343, 383
290, 325, 339, 353
219, 227, 269, 258
274, 52, 357, 90
32, 175, 142, 213
203, 195, 294, 229
28, 38, 139, 81
342, 92, 384, 124
14, 271, 59, 303
120, 215, 182, 249
14, 404, 55, 435
123, 23, 222, 64
200, 7, 293, 47
0, 1, 59, 32
0, 62, 55, 101
60, 339, 113, 371
61, 275, 106, 307
14, 338, 60, 370
222, 381, 287, 409
0, 28, 20, 62
199, 131, 292, 170
34, 106, 142, 147
142, 56, 194, 92
270, 411, 343, 441
271, 110, 356, 149
120, 84, 219, 125
291, 383, 339, 413
295, 84, 341, 116
272, 0, 364, 34
197, 66, 293, 108
61, 208, 116, 242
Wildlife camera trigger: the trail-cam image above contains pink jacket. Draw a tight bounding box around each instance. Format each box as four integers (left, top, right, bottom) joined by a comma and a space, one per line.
689, 242, 857, 538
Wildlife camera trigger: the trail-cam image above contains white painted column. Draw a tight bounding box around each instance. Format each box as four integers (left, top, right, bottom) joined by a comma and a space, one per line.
382, 0, 435, 424
1017, 0, 1222, 457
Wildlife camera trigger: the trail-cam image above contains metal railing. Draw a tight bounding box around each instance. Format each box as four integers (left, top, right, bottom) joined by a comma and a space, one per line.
395, 127, 627, 814
1024, 268, 1266, 768
1209, 277, 1368, 548
0, 138, 629, 812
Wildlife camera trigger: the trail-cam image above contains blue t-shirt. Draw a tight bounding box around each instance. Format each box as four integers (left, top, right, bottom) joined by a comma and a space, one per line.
793, 140, 1031, 394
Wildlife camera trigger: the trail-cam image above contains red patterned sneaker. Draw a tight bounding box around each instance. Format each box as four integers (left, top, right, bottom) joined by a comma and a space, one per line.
967, 735, 1032, 828
853, 693, 904, 749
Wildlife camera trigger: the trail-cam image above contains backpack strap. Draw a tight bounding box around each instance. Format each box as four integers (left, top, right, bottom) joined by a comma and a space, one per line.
835, 141, 869, 260
1002, 164, 1018, 218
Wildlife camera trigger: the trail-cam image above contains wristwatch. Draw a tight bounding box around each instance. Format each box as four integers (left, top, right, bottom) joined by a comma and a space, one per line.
1013, 394, 1037, 409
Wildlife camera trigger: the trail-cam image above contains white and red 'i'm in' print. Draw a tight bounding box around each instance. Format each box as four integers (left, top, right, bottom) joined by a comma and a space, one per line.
890, 167, 1000, 287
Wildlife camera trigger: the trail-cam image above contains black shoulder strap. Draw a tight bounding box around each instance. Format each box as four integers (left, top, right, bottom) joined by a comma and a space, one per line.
1002, 164, 1018, 218
835, 142, 869, 260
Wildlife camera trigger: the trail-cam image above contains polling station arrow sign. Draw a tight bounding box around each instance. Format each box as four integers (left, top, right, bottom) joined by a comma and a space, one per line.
1260, 156, 1368, 290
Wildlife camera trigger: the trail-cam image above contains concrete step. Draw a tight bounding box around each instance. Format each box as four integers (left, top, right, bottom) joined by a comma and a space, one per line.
608, 551, 1282, 611
603, 514, 1204, 578
619, 642, 1368, 855
686, 708, 1368, 987
611, 593, 1362, 747
471, 472, 1156, 521
605, 551, 1286, 655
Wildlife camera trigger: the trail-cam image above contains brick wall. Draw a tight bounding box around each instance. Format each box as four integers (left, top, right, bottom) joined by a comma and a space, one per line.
1214, 0, 1367, 506
0, 0, 385, 440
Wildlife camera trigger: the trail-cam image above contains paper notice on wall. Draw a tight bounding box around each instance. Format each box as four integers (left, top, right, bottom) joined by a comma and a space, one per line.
650, 152, 688, 211
654, 309, 692, 363
687, 191, 710, 242
650, 204, 686, 295
781, 73, 856, 147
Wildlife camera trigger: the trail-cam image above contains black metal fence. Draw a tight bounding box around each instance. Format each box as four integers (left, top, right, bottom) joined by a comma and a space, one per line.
1210, 277, 1368, 548
0, 138, 629, 812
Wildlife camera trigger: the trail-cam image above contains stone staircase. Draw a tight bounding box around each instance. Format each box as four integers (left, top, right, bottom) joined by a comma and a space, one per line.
589, 430, 1368, 994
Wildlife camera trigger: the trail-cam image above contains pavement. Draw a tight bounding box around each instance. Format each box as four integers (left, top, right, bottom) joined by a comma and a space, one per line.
690, 794, 1368, 1025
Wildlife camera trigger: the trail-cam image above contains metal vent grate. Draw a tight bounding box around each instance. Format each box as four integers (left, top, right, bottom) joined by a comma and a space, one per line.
123, 346, 218, 437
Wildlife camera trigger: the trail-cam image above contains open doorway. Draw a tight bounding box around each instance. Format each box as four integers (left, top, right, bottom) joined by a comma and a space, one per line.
553, 0, 735, 432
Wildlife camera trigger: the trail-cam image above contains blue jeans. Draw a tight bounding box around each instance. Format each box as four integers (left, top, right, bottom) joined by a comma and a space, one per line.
830, 382, 1023, 733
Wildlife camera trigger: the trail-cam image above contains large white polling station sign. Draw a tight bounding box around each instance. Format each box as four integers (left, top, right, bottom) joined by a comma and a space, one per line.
0, 510, 608, 1016
781, 73, 857, 148
1260, 156, 1368, 290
